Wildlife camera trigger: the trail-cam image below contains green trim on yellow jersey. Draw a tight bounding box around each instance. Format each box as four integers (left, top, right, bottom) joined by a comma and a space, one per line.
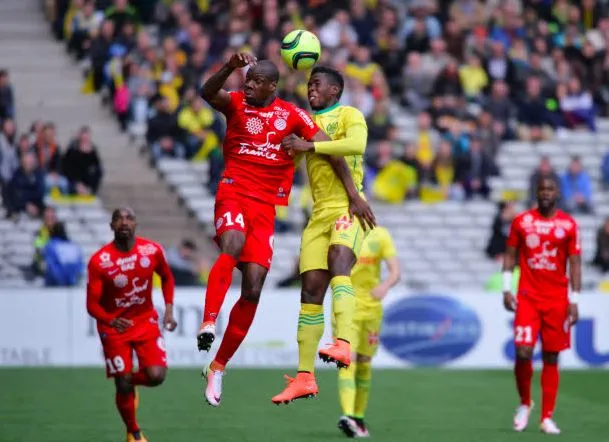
313, 101, 341, 115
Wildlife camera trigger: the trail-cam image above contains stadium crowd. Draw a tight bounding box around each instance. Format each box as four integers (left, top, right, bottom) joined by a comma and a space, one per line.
34, 0, 609, 284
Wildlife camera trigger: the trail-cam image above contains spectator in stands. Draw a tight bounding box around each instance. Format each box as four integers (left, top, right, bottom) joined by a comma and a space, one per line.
592, 217, 609, 274
31, 206, 58, 278
430, 139, 464, 201
602, 151, 609, 189
0, 69, 15, 120
366, 100, 394, 142
67, 0, 104, 61
146, 96, 179, 145
7, 152, 45, 218
165, 239, 207, 286
34, 122, 68, 194
409, 111, 438, 176
561, 156, 593, 214
63, 126, 103, 195
0, 118, 18, 211
89, 19, 115, 91
177, 96, 219, 158
42, 222, 84, 287
151, 136, 186, 163
517, 76, 555, 142
486, 200, 517, 260
463, 136, 498, 199
459, 54, 488, 102
559, 77, 597, 132
528, 156, 561, 208
484, 81, 515, 139
403, 52, 433, 111
104, 0, 139, 36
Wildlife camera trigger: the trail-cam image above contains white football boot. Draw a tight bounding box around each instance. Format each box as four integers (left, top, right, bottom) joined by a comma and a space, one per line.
540, 418, 561, 435
513, 402, 534, 432
202, 364, 224, 407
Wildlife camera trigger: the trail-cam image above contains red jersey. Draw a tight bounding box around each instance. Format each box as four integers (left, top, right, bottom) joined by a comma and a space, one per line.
507, 209, 580, 300
219, 91, 320, 205
86, 237, 174, 333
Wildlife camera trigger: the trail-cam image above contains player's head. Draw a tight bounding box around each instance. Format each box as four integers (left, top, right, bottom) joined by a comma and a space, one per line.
308, 66, 344, 111
111, 207, 137, 241
536, 175, 560, 212
243, 60, 279, 106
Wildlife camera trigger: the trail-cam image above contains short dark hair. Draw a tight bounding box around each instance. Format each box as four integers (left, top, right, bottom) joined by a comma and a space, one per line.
311, 65, 344, 99
50, 222, 69, 241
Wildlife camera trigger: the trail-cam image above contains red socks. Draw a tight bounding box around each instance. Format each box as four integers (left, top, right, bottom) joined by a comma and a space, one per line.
203, 253, 238, 324
214, 298, 258, 368
514, 358, 533, 406
115, 391, 139, 433
541, 362, 559, 420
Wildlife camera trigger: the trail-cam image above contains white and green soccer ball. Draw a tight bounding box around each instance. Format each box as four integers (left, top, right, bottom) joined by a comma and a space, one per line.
280, 30, 322, 71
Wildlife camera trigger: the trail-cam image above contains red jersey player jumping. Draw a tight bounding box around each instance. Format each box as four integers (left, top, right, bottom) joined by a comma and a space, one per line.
196, 53, 373, 407
502, 176, 581, 435
87, 207, 177, 442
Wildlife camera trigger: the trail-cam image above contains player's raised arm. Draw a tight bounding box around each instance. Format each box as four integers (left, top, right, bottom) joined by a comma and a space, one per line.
200, 53, 257, 112
154, 245, 177, 332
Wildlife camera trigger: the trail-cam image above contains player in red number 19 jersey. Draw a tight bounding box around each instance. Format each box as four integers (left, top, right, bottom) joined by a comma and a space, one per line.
502, 177, 581, 435
194, 53, 369, 407
87, 208, 177, 442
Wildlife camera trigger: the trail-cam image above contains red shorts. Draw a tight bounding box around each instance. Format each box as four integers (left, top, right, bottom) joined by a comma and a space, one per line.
513, 295, 571, 352
100, 318, 167, 378
214, 189, 276, 269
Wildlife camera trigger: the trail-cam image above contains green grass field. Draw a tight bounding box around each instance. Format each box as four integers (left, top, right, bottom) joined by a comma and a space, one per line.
1, 369, 607, 441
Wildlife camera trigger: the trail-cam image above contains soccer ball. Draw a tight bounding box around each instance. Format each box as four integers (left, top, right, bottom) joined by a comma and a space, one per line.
280, 30, 321, 71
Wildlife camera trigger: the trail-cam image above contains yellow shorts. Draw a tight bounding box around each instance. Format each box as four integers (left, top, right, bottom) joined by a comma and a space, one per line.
332, 313, 383, 358
299, 207, 365, 274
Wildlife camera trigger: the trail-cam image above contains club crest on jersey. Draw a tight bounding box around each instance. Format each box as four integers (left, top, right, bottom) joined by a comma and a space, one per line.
523, 214, 533, 224
246, 117, 264, 135
140, 257, 151, 268
555, 228, 565, 239
325, 121, 338, 136
274, 118, 287, 131
335, 215, 353, 231
525, 233, 540, 249
138, 244, 157, 256
113, 274, 128, 288
215, 217, 223, 229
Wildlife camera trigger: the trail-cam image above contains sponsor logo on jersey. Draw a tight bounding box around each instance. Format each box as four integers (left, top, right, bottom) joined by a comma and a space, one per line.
273, 106, 290, 120
335, 215, 353, 231
140, 257, 151, 268
138, 244, 157, 256
527, 241, 558, 271
274, 118, 287, 131
113, 274, 129, 288
238, 131, 282, 161
380, 295, 481, 366
525, 233, 540, 248
117, 254, 137, 271
245, 117, 264, 135
115, 277, 149, 308
100, 252, 113, 268
367, 331, 379, 346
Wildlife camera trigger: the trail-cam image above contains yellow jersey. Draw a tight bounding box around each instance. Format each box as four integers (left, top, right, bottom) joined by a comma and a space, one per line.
352, 227, 397, 317
307, 103, 367, 210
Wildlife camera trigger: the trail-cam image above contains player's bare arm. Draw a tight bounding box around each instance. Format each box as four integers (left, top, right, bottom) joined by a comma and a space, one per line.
155, 246, 178, 332
371, 256, 400, 300
201, 53, 257, 111
502, 245, 518, 312
568, 254, 581, 325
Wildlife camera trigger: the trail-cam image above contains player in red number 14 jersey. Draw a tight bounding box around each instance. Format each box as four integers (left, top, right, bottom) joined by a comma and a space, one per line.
195, 53, 372, 407
502, 176, 581, 435
87, 208, 177, 442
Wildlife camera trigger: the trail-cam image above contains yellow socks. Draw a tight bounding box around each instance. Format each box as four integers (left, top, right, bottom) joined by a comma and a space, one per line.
338, 363, 356, 416
330, 276, 355, 343
354, 361, 372, 418
297, 303, 324, 373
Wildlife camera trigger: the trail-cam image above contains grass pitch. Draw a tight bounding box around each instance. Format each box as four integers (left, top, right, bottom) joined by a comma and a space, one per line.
1, 368, 607, 441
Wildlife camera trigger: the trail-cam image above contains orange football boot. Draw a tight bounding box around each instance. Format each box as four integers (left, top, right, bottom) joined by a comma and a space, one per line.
318, 339, 351, 368
126, 431, 148, 442
271, 372, 318, 404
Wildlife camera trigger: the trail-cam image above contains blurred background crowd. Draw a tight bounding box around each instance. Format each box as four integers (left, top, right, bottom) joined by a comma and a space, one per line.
2, 0, 609, 289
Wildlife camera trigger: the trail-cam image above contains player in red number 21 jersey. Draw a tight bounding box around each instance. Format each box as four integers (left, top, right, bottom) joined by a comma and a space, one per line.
502, 176, 581, 435
195, 53, 371, 407
87, 207, 177, 442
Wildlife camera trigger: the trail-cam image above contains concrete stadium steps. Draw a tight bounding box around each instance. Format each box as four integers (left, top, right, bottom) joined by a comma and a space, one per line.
0, 0, 212, 259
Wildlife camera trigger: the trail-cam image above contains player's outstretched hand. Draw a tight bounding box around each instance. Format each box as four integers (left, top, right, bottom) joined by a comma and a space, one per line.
110, 317, 133, 333
163, 310, 178, 332
502, 292, 517, 312
349, 195, 376, 231
228, 53, 257, 69
281, 133, 312, 153
568, 303, 579, 325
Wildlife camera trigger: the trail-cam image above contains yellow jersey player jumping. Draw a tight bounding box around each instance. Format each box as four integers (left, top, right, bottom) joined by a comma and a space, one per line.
336, 226, 400, 438
273, 66, 376, 404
